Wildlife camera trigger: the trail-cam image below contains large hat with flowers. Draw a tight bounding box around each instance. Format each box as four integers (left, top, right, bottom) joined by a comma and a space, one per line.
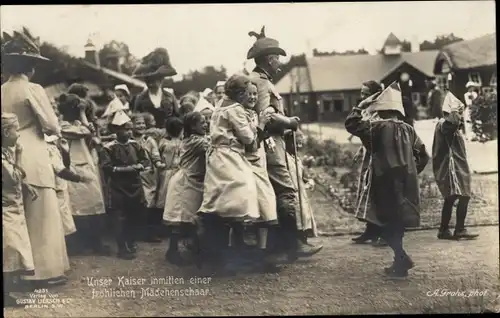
132, 48, 177, 79
1, 28, 50, 64
247, 26, 286, 60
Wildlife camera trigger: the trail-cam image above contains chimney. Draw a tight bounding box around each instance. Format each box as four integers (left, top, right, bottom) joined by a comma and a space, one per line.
411, 35, 420, 53
84, 38, 100, 67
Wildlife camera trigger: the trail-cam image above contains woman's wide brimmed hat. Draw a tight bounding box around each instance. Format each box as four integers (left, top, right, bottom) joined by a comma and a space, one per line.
1, 29, 50, 64
132, 48, 177, 79
246, 26, 286, 60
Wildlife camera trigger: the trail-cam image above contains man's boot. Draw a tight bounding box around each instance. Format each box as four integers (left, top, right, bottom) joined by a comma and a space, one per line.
454, 228, 479, 240
437, 228, 455, 240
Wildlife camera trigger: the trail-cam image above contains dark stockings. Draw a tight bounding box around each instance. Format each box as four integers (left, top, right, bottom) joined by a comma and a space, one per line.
440, 195, 470, 232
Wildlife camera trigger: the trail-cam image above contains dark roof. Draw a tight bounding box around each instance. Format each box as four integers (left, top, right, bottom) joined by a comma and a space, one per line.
434, 33, 496, 72
287, 50, 438, 92
80, 59, 147, 89
383, 33, 402, 47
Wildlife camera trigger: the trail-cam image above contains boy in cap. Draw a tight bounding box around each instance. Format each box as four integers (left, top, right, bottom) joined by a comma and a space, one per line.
346, 82, 430, 278
99, 110, 151, 259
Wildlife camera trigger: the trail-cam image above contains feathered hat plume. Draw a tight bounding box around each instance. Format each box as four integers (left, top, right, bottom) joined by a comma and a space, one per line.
246, 25, 286, 60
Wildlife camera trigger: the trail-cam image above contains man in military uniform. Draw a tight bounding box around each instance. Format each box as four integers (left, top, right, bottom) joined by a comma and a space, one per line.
247, 26, 322, 261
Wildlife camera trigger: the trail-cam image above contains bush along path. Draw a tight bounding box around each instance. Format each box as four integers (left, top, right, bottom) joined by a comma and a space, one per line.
300, 136, 499, 235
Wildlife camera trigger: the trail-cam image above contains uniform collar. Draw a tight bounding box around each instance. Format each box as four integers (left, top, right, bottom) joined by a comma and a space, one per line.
253, 66, 274, 83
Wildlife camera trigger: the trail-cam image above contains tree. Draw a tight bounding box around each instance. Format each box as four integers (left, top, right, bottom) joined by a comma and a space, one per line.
98, 40, 139, 75
401, 40, 412, 52
312, 48, 369, 57
419, 33, 464, 51
164, 65, 228, 97
470, 90, 497, 142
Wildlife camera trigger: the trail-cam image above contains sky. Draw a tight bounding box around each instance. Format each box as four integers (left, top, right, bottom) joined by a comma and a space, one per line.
1, 2, 496, 80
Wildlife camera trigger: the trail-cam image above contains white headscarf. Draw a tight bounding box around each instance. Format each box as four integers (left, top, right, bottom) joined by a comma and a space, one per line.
193, 95, 215, 113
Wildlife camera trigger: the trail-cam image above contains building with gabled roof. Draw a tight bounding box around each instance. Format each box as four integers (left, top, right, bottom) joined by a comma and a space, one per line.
433, 33, 496, 100
275, 33, 439, 122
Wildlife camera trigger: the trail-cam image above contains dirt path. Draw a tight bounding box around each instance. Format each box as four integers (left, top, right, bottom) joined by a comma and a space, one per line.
4, 226, 499, 317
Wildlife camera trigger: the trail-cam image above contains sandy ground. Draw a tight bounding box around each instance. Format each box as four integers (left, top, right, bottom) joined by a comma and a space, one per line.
4, 226, 499, 317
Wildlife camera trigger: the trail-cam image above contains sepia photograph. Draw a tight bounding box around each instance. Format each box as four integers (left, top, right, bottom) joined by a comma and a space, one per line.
1, 2, 498, 316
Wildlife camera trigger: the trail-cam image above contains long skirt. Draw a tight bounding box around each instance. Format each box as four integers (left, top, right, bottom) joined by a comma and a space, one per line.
286, 154, 319, 235
156, 167, 179, 209
56, 189, 77, 236
68, 163, 105, 216
3, 203, 35, 276
22, 187, 69, 281
140, 169, 158, 208
352, 150, 383, 226
198, 148, 259, 220
163, 169, 203, 225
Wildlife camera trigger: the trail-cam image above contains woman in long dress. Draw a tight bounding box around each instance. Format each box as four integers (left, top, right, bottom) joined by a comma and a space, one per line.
197, 74, 271, 267
237, 82, 278, 253
58, 93, 110, 256
1, 31, 69, 286
2, 113, 36, 306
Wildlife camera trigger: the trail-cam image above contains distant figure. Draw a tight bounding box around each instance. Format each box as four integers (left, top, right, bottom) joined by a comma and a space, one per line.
427, 80, 444, 119
463, 81, 480, 139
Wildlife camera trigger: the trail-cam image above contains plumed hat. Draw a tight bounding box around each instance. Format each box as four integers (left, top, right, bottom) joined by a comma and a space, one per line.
247, 26, 286, 60
366, 81, 406, 117
441, 91, 464, 114
132, 48, 177, 79
1, 28, 49, 63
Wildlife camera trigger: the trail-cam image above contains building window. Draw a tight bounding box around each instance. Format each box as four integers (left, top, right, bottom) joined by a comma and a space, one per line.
411, 92, 421, 106
490, 72, 497, 87
323, 101, 332, 113
333, 100, 344, 112
468, 72, 482, 86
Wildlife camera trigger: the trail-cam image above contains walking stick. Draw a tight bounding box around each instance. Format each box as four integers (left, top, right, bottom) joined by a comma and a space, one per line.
292, 131, 305, 230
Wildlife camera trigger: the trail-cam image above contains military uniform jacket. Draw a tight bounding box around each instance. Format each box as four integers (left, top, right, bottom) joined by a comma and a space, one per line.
249, 68, 289, 170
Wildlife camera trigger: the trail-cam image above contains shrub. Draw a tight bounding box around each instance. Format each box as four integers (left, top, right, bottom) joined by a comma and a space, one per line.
302, 136, 355, 168
470, 90, 497, 142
